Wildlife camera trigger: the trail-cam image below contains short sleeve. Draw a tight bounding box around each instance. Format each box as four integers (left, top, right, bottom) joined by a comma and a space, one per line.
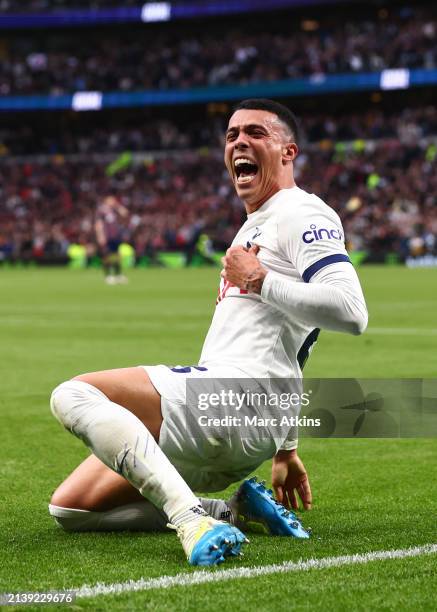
277, 196, 351, 283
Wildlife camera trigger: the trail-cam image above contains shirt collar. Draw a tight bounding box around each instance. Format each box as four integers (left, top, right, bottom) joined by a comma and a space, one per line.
246, 187, 299, 218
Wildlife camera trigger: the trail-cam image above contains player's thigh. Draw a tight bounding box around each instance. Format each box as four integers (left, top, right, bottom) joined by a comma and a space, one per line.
51, 454, 143, 511
74, 366, 162, 440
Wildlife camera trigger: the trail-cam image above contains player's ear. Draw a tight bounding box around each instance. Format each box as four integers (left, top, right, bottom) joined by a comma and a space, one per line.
282, 142, 298, 163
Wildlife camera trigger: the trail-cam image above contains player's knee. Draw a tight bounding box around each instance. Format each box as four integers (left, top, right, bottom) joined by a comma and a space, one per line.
50, 481, 81, 510
50, 379, 101, 429
50, 487, 70, 510
50, 481, 98, 513
50, 381, 71, 426
351, 309, 368, 335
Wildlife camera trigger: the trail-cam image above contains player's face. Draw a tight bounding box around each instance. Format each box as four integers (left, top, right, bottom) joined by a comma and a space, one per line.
224, 109, 297, 211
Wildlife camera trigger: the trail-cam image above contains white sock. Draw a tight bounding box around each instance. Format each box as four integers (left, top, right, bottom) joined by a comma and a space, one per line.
49, 497, 232, 532
200, 498, 233, 523
49, 502, 168, 532
50, 380, 202, 525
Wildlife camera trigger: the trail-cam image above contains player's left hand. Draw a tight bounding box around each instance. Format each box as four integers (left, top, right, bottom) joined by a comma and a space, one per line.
271, 449, 312, 511
221, 244, 267, 294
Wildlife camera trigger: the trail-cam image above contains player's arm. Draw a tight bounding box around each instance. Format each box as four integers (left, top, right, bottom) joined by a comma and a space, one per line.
221, 245, 366, 334
115, 202, 129, 218
271, 202, 368, 334
221, 207, 368, 335
95, 218, 107, 248
261, 262, 368, 335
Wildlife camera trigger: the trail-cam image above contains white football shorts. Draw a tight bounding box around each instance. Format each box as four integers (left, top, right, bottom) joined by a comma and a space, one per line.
142, 364, 278, 492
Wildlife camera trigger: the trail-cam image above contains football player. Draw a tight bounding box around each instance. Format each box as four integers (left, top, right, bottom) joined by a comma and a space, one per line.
95, 195, 129, 284
49, 99, 367, 565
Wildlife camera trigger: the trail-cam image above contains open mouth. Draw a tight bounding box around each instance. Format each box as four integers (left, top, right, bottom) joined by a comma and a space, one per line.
234, 158, 259, 185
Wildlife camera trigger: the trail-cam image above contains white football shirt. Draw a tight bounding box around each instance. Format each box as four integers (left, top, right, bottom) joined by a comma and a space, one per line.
199, 186, 352, 379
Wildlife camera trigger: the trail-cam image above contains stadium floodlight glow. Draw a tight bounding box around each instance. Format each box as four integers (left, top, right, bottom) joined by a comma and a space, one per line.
141, 2, 171, 22
71, 91, 103, 111
380, 68, 410, 90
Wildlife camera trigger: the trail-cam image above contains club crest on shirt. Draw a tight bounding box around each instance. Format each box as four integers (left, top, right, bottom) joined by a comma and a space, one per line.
247, 226, 262, 248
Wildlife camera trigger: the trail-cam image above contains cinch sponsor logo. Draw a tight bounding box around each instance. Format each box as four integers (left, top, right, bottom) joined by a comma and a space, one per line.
302, 224, 343, 243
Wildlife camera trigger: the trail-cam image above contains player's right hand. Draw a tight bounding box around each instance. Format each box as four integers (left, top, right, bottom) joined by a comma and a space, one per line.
220, 244, 266, 293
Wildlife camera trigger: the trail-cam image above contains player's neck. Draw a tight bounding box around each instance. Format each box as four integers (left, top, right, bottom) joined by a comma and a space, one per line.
243, 179, 296, 214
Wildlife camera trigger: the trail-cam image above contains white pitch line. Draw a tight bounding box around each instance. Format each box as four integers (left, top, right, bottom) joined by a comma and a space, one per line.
76, 543, 437, 599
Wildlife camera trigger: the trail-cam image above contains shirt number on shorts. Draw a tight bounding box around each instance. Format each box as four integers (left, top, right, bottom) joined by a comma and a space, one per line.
170, 366, 208, 373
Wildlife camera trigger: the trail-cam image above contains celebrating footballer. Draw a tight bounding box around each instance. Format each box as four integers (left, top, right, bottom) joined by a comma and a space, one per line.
49, 99, 368, 566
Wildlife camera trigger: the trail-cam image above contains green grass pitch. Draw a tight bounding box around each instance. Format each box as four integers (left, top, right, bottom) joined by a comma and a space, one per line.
0, 266, 436, 610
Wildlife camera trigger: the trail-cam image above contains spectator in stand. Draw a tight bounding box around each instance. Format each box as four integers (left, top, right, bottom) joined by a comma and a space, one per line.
1, 106, 436, 156
0, 4, 435, 95
0, 128, 435, 264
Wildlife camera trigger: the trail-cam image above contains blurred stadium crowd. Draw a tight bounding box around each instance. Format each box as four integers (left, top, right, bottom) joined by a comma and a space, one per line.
0, 1, 436, 266
2, 106, 436, 156
1, 117, 435, 264
1, 5, 435, 95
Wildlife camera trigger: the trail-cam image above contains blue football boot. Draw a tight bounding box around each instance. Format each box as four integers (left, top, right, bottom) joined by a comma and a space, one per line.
171, 516, 249, 566
229, 476, 311, 538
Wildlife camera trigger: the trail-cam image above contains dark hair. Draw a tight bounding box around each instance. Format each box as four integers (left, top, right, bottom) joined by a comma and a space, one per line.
233, 98, 299, 144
